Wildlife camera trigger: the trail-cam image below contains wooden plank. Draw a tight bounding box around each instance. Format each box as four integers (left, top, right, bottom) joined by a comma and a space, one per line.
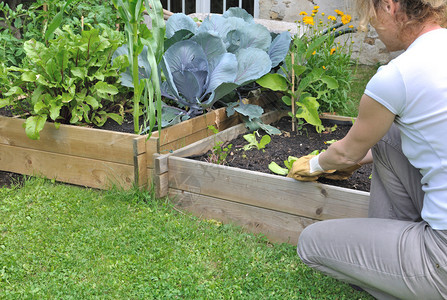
0, 116, 140, 165
0, 144, 135, 190
168, 156, 370, 221
155, 172, 169, 198
169, 189, 317, 245
145, 136, 159, 169
170, 110, 287, 159
320, 113, 356, 123
154, 153, 169, 175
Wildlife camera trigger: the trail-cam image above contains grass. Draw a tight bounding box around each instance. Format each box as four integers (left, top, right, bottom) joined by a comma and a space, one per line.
0, 177, 373, 299
336, 64, 380, 117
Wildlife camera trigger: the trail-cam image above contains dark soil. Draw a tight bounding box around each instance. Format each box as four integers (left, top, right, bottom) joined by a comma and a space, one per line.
193, 116, 372, 192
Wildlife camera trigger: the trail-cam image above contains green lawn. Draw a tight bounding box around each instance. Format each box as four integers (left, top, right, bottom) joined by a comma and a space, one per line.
336, 64, 379, 117
0, 178, 373, 299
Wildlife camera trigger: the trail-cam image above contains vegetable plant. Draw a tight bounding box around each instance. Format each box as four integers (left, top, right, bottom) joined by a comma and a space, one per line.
242, 131, 271, 151
159, 7, 291, 127
112, 0, 165, 136
257, 7, 356, 133
206, 125, 233, 165
268, 156, 299, 176
1, 25, 127, 140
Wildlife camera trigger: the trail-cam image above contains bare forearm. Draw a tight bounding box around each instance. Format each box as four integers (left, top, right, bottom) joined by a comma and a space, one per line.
318, 141, 369, 171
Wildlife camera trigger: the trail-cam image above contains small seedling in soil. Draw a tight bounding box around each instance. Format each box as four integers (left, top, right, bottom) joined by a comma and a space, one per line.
242, 131, 271, 151
207, 125, 233, 165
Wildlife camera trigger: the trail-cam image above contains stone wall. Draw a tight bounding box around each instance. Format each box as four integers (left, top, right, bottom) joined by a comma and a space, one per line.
258, 0, 401, 65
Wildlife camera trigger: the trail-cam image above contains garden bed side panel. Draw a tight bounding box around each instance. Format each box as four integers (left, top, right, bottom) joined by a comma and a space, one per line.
0, 116, 146, 190
155, 112, 370, 245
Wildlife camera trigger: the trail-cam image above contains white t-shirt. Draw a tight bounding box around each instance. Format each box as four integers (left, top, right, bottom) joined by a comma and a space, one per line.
365, 28, 447, 230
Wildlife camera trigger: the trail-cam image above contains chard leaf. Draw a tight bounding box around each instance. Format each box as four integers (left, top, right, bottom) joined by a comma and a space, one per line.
4, 86, 24, 97
21, 71, 37, 82
49, 100, 62, 121
94, 82, 119, 95
84, 96, 100, 110
71, 67, 88, 80
24, 115, 47, 140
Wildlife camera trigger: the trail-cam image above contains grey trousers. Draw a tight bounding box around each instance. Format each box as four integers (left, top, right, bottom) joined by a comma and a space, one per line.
297, 125, 447, 299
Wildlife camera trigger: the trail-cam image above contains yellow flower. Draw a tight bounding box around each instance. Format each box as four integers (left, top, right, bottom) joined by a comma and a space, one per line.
312, 50, 316, 55
322, 66, 326, 70
341, 14, 352, 24
303, 16, 314, 25
311, 13, 315, 17
335, 9, 344, 16
330, 48, 336, 55
349, 25, 354, 28
321, 12, 325, 16
314, 6, 320, 9
299, 11, 308, 15
312, 9, 318, 14
328, 15, 337, 21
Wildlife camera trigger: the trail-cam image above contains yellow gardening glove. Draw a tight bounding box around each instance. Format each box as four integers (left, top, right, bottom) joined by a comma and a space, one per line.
287, 155, 335, 182
321, 164, 362, 180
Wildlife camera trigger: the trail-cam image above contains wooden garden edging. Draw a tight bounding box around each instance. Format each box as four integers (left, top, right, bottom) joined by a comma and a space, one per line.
0, 92, 279, 191
154, 111, 370, 245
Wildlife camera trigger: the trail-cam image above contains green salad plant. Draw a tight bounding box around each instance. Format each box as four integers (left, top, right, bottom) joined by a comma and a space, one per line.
1, 25, 127, 139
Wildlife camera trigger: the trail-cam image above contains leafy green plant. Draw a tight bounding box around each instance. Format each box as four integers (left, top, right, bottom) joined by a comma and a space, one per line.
159, 8, 291, 127
268, 156, 299, 176
112, 0, 165, 136
257, 7, 356, 133
242, 131, 271, 151
1, 25, 127, 139
206, 125, 233, 165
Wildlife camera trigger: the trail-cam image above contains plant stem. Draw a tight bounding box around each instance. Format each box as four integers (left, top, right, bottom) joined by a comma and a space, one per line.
132, 24, 140, 134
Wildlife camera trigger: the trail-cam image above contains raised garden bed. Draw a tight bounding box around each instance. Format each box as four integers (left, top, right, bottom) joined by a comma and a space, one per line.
0, 92, 277, 192
154, 111, 370, 245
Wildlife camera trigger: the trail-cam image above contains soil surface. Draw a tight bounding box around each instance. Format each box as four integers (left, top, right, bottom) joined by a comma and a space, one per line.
193, 116, 372, 192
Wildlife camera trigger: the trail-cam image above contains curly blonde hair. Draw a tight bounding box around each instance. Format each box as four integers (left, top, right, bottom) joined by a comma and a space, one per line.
356, 0, 447, 31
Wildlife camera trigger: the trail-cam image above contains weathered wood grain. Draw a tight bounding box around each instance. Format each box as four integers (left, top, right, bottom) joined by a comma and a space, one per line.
0, 144, 135, 189
168, 156, 370, 221
169, 189, 317, 245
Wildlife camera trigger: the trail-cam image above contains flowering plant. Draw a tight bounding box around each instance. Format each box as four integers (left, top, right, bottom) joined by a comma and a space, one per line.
257, 6, 356, 132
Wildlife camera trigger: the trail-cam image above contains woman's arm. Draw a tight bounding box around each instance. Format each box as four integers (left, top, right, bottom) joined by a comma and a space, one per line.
318, 94, 395, 171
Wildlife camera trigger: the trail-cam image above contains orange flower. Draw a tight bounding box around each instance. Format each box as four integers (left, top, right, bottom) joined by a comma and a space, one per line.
341, 14, 352, 24
299, 11, 308, 15
312, 50, 316, 55
303, 16, 314, 25
330, 48, 336, 55
322, 66, 326, 70
328, 15, 336, 21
